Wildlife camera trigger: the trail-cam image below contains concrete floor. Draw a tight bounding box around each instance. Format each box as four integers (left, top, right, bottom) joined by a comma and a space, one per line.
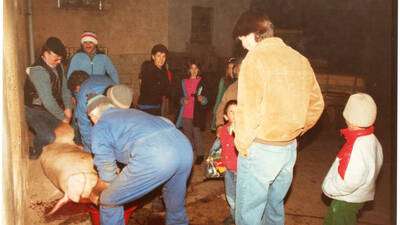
27, 114, 394, 225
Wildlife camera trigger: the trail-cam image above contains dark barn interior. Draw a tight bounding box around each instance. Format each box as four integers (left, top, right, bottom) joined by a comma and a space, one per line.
2, 0, 396, 224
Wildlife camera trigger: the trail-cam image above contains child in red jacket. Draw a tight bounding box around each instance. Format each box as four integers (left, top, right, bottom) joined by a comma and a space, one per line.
217, 100, 238, 225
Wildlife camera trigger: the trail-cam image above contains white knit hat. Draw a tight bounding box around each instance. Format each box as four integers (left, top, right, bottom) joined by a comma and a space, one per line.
343, 93, 377, 127
80, 31, 98, 45
106, 85, 133, 109
86, 94, 111, 115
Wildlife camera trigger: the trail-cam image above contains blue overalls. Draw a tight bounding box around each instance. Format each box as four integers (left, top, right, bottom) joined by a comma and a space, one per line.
91, 108, 193, 225
75, 76, 114, 151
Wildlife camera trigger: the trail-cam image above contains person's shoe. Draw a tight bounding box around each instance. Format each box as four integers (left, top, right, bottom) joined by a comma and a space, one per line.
29, 147, 42, 160
195, 155, 204, 165
223, 216, 235, 225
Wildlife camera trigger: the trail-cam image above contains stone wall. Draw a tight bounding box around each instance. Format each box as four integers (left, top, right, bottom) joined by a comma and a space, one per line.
168, 0, 251, 58
31, 0, 254, 98
31, 0, 169, 97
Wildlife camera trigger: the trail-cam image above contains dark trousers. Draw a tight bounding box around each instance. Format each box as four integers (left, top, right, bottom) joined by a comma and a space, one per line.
25, 106, 60, 156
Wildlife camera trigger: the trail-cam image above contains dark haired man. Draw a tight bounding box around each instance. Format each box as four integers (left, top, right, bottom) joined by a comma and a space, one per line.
24, 37, 73, 159
137, 44, 170, 116
232, 10, 324, 225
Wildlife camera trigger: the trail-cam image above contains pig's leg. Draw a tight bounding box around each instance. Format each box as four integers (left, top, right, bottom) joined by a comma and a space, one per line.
46, 194, 69, 215
68, 173, 98, 201
67, 173, 85, 203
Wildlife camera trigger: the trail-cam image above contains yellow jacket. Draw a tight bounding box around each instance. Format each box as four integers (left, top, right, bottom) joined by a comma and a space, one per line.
234, 37, 324, 154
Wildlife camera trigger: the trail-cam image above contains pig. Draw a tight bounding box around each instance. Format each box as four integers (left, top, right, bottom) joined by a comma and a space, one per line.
40, 123, 98, 215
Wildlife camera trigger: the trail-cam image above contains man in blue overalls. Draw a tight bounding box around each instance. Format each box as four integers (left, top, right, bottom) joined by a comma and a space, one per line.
68, 70, 132, 151
87, 94, 193, 225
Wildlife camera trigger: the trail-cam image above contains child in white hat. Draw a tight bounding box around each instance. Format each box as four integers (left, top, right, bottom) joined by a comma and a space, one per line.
322, 93, 383, 225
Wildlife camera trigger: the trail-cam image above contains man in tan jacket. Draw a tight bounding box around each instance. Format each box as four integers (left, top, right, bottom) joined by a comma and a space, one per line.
232, 10, 324, 225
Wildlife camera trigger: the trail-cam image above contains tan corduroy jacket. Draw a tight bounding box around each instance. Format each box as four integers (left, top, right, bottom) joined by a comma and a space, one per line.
234, 37, 324, 155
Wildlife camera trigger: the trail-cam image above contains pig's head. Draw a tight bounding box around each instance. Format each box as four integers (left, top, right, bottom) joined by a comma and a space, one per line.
54, 123, 75, 144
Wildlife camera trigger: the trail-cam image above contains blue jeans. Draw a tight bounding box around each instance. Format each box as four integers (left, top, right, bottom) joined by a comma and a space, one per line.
224, 170, 237, 218
25, 106, 61, 155
235, 141, 297, 225
99, 129, 193, 225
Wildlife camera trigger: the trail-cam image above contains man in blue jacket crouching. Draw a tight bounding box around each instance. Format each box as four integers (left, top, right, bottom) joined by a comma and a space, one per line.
87, 94, 193, 225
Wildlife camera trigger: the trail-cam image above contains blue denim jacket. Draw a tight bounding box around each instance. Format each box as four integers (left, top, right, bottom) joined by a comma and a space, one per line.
67, 52, 120, 84
91, 108, 175, 182
75, 76, 115, 151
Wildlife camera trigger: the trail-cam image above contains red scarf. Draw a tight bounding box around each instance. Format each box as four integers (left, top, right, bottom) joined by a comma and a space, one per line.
337, 126, 374, 179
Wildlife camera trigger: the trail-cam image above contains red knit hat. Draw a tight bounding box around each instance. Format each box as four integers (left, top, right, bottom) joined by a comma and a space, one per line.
80, 31, 98, 45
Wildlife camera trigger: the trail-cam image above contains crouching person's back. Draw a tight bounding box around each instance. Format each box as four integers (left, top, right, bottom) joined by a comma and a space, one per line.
87, 94, 193, 225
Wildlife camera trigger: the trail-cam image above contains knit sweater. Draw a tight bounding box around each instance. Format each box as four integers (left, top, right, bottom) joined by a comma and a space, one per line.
234, 37, 324, 154
24, 60, 72, 121
322, 132, 383, 203
138, 61, 169, 106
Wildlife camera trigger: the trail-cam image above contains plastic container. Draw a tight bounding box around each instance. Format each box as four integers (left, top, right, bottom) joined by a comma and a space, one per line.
88, 202, 139, 225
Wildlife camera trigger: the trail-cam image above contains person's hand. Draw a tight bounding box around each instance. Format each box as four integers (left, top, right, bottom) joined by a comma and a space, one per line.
89, 179, 110, 205
197, 95, 203, 103
183, 97, 190, 105
63, 109, 72, 124
71, 97, 77, 106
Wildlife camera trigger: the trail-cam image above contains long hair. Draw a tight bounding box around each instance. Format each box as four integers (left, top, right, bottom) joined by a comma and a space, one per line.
224, 58, 236, 84
186, 58, 201, 79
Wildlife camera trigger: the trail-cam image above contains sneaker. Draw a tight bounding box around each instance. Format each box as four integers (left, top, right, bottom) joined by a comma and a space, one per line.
195, 155, 204, 165
29, 147, 42, 160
